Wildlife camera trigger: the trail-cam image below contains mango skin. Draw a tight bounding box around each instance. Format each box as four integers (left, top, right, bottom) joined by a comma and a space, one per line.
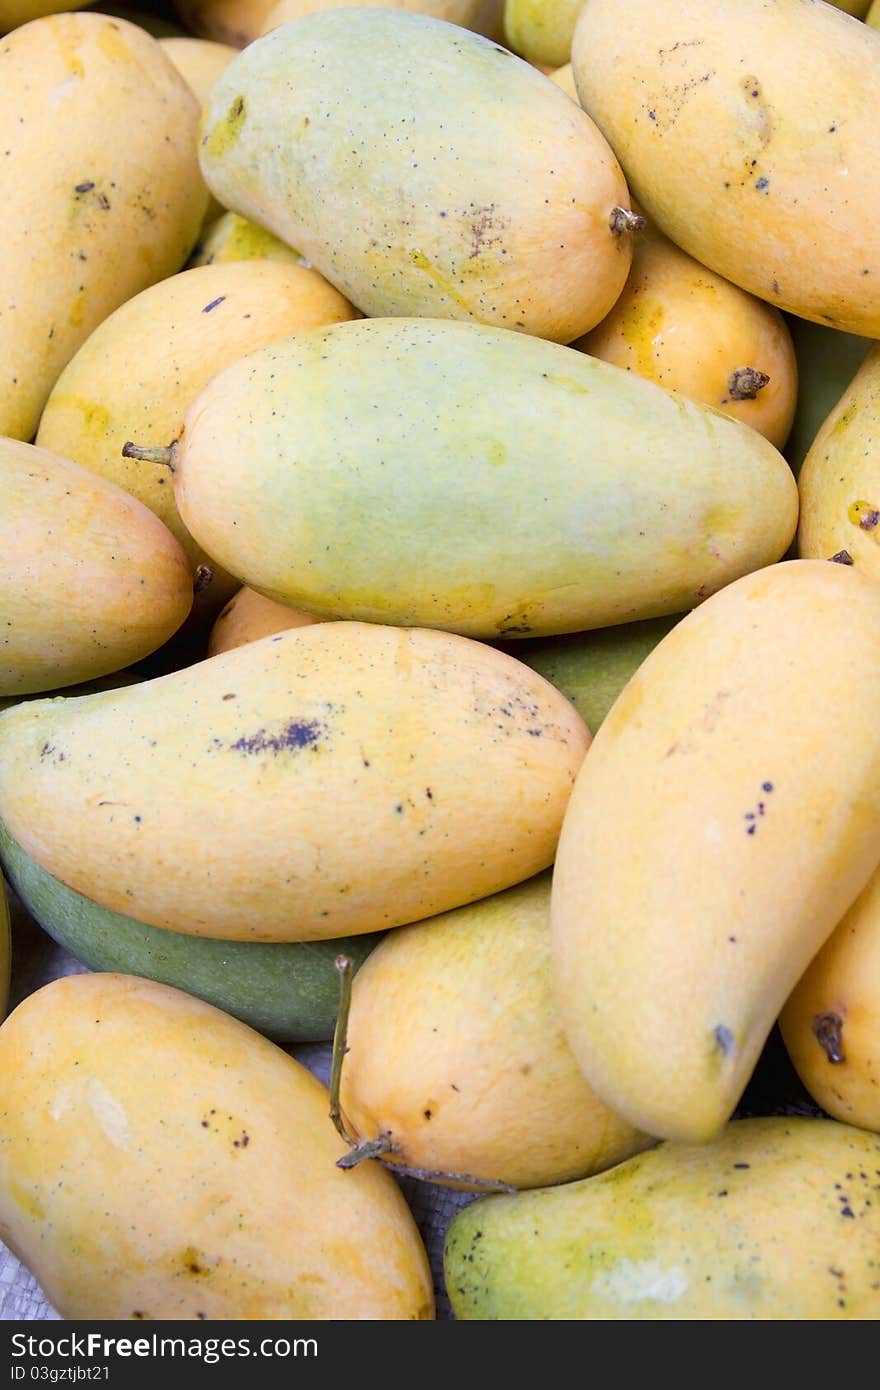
779, 863, 880, 1133
0, 820, 380, 1044
0, 972, 434, 1319
783, 318, 872, 478
159, 36, 239, 234
572, 0, 880, 336
0, 12, 208, 442
189, 211, 306, 268
198, 9, 635, 345
0, 0, 90, 32
445, 1116, 880, 1319
502, 0, 585, 69
207, 587, 322, 657
339, 872, 652, 1191
0, 875, 9, 1024
0, 438, 192, 698
551, 559, 880, 1145
0, 621, 589, 941
171, 316, 798, 639
259, 0, 505, 41
797, 346, 880, 572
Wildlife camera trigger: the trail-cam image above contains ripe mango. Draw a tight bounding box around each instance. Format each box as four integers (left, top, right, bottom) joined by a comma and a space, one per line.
572, 0, 880, 336
207, 588, 321, 657
444, 1116, 880, 1318
502, 0, 585, 69
551, 559, 880, 1144
159, 36, 239, 234
0, 874, 9, 1024
0, 12, 208, 442
0, 972, 434, 1318
259, 0, 505, 41
338, 872, 652, 1191
160, 316, 797, 638
198, 8, 637, 344
0, 438, 192, 698
0, 621, 589, 941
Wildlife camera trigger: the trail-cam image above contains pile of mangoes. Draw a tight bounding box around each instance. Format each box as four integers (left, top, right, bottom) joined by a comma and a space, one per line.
1, 0, 880, 1322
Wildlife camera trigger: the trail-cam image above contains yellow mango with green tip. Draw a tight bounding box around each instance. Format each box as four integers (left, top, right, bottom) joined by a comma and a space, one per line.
198, 8, 637, 345
163, 316, 797, 639
0, 971, 434, 1319
551, 559, 880, 1145
444, 1116, 880, 1319
572, 0, 880, 336
797, 345, 880, 570
189, 212, 306, 268
0, 12, 208, 442
0, 621, 589, 941
0, 438, 192, 698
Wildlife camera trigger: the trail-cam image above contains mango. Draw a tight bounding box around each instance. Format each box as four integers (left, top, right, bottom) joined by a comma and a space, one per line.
779, 862, 880, 1133
551, 558, 880, 1145
502, 0, 585, 69
154, 316, 797, 638
198, 8, 638, 345
869, 0, 880, 28
797, 345, 880, 573
444, 1116, 880, 1319
571, 0, 880, 336
0, 819, 380, 1043
159, 36, 239, 234
189, 211, 306, 269
171, 0, 277, 45
35, 259, 358, 625
574, 213, 798, 449
1, 0, 90, 32
0, 972, 434, 1318
207, 587, 322, 657
0, 621, 589, 941
0, 874, 9, 1023
338, 872, 652, 1191
0, 438, 192, 698
783, 318, 872, 478
0, 12, 208, 442
259, 0, 505, 42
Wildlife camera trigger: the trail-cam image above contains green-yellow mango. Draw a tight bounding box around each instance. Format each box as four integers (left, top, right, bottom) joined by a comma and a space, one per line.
783, 317, 872, 478
551, 559, 880, 1144
797, 345, 880, 571
869, 0, 880, 29
0, 438, 192, 698
0, 621, 589, 941
338, 871, 652, 1192
0, 972, 434, 1318
198, 8, 638, 345
36, 260, 358, 626
0, 12, 208, 442
779, 862, 880, 1133
502, 0, 585, 69
160, 317, 797, 638
188, 211, 306, 268
444, 1116, 880, 1319
0, 819, 380, 1043
571, 0, 880, 336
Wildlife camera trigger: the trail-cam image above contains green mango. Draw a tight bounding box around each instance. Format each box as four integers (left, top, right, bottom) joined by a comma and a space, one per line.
0, 819, 379, 1043
444, 1115, 880, 1319
506, 614, 682, 733
783, 316, 872, 478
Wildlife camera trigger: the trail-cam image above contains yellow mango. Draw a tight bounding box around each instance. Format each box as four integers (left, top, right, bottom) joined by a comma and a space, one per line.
780, 863, 880, 1133
548, 61, 578, 102
153, 316, 797, 639
259, 0, 505, 41
189, 211, 306, 268
0, 438, 192, 698
502, 0, 585, 69
338, 872, 652, 1192
797, 345, 880, 571
575, 215, 798, 449
207, 587, 322, 657
171, 0, 276, 45
869, 0, 880, 28
36, 260, 358, 624
444, 1116, 880, 1319
551, 559, 880, 1144
783, 317, 872, 478
572, 0, 880, 336
0, 12, 208, 442
0, 0, 89, 31
159, 36, 239, 233
0, 972, 434, 1319
198, 9, 638, 345
0, 621, 589, 941
0, 875, 9, 1023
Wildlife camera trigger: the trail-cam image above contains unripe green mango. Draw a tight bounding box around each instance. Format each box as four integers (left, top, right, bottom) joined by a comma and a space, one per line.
0, 820, 379, 1043
163, 317, 797, 639
444, 1116, 880, 1319
783, 318, 872, 478
198, 8, 638, 345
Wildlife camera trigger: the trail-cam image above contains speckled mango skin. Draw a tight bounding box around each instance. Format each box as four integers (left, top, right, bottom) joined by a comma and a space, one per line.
551, 560, 880, 1145
572, 0, 880, 336
35, 259, 358, 624
797, 346, 880, 570
575, 215, 798, 449
0, 12, 208, 443
780, 864, 880, 1133
0, 621, 589, 941
0, 972, 434, 1320
198, 8, 635, 345
0, 438, 192, 698
171, 316, 798, 639
444, 1116, 880, 1319
207, 587, 322, 658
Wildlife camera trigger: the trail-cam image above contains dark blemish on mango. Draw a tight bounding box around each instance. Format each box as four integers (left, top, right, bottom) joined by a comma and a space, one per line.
733, 1162, 750, 1169
755, 177, 769, 192
222, 692, 236, 700
849, 500, 880, 531
830, 550, 854, 565
202, 296, 226, 314
230, 718, 326, 754
813, 1011, 845, 1065
74, 180, 94, 194
762, 781, 774, 793
714, 1025, 734, 1056
423, 1109, 433, 1121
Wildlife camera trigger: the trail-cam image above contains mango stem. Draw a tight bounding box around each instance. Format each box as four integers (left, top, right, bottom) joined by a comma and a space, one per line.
728, 366, 770, 400
609, 206, 645, 235
328, 953, 356, 1144
121, 440, 179, 471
